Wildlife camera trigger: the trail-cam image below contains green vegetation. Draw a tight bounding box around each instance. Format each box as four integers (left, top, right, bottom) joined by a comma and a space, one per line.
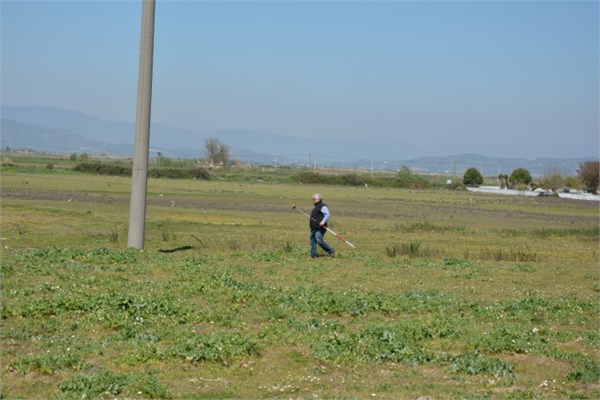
1, 158, 599, 399
290, 171, 432, 189
73, 162, 211, 180
510, 167, 533, 186
463, 167, 484, 187
396, 164, 431, 189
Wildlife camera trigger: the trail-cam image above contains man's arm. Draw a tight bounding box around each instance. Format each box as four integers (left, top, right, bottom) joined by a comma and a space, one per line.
320, 206, 330, 226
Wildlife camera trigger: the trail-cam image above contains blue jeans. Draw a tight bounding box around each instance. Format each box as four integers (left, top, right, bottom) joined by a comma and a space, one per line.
310, 229, 333, 257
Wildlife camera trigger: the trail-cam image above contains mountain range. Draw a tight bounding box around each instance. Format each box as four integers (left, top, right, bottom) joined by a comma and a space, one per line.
1, 106, 597, 176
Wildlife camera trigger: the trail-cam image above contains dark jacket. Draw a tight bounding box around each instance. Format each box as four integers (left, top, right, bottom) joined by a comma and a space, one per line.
310, 201, 328, 231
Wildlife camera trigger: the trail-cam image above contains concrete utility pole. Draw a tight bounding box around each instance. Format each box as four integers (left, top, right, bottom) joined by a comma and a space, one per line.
128, 0, 156, 249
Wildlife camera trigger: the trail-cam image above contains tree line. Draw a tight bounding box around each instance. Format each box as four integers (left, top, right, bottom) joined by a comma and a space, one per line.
462, 161, 599, 193
5, 137, 598, 193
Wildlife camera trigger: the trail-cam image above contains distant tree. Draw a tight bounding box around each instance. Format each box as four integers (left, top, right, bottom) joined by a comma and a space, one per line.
395, 165, 430, 189
564, 176, 584, 191
463, 167, 483, 187
69, 153, 78, 161
510, 168, 532, 186
577, 160, 599, 193
397, 165, 414, 188
79, 153, 90, 162
498, 174, 509, 189
203, 137, 231, 166
539, 165, 565, 192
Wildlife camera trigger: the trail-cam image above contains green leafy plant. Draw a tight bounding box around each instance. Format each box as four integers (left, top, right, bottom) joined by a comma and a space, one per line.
446, 351, 514, 376
58, 370, 128, 398
10, 352, 90, 375
170, 332, 261, 364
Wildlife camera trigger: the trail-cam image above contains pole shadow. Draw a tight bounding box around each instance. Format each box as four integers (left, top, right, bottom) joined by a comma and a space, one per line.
158, 245, 193, 253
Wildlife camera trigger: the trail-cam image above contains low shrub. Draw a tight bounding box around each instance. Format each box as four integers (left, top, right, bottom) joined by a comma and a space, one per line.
446, 182, 467, 191
74, 162, 132, 176
73, 163, 210, 180
290, 172, 431, 188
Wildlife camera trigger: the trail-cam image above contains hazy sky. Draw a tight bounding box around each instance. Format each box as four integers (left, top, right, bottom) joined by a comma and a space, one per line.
1, 0, 599, 154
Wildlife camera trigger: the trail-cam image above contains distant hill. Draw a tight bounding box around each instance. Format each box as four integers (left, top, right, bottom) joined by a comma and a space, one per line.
0, 106, 420, 161
1, 106, 598, 175
360, 154, 594, 177
0, 119, 134, 155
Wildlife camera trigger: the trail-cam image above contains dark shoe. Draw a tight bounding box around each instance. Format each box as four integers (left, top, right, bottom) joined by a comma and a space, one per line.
310, 255, 318, 259
329, 250, 335, 258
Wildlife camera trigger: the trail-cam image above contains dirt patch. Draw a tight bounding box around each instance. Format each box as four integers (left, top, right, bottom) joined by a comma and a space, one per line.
1, 188, 389, 218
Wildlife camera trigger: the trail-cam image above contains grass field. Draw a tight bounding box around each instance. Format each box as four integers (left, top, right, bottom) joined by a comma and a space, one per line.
1, 167, 599, 399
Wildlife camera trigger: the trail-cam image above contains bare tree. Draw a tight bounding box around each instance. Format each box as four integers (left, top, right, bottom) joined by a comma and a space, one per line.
203, 137, 231, 166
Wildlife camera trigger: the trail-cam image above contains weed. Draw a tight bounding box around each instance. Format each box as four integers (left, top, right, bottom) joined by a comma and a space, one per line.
384, 243, 398, 258
109, 224, 119, 243
442, 257, 470, 267
469, 323, 552, 354
170, 332, 261, 364
280, 241, 294, 253
505, 389, 545, 399
58, 370, 128, 398
499, 228, 526, 237
226, 238, 242, 251
156, 221, 175, 241
469, 296, 599, 325
57, 369, 170, 399
250, 250, 287, 263
130, 372, 171, 399
401, 241, 424, 258
511, 264, 536, 272
13, 222, 28, 240
580, 329, 600, 348
404, 222, 445, 232
9, 352, 90, 374
191, 234, 206, 247
384, 242, 425, 258
510, 246, 539, 262
478, 246, 539, 262
1, 155, 14, 166
532, 226, 600, 238
566, 355, 600, 384
445, 351, 514, 377
408, 221, 438, 232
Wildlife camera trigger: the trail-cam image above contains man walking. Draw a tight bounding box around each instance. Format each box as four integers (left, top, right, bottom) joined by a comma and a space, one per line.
309, 193, 335, 258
